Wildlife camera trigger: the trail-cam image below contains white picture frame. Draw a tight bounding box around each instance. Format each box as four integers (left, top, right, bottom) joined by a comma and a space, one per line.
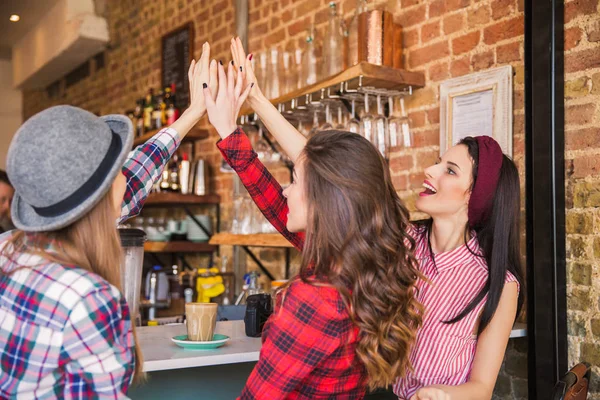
439, 65, 513, 156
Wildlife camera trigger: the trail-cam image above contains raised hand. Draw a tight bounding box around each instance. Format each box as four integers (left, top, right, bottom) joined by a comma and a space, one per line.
186, 42, 211, 120
230, 37, 264, 106
203, 60, 253, 139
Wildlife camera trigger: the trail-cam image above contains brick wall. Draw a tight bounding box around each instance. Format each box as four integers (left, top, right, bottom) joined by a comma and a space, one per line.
20, 0, 536, 397
563, 0, 600, 397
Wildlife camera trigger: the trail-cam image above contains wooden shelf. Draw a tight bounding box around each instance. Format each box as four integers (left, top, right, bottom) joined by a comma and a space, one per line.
240, 62, 425, 116
132, 126, 209, 147
144, 241, 216, 253
209, 233, 294, 248
144, 192, 221, 207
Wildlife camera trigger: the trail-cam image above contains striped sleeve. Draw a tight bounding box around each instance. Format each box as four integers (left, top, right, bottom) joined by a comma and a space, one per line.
119, 128, 181, 223
60, 286, 135, 399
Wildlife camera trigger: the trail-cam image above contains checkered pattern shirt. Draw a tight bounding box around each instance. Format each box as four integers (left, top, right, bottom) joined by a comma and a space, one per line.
0, 128, 180, 399
218, 129, 367, 399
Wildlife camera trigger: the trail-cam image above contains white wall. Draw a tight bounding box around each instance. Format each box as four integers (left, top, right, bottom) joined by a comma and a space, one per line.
0, 59, 22, 170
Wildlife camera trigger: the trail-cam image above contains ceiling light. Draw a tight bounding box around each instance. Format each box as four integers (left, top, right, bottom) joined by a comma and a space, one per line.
10, 15, 20, 22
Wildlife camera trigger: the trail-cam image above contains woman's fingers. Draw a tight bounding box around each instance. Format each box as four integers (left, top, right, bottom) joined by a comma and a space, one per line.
227, 61, 235, 98
234, 67, 244, 98
209, 59, 218, 100
235, 37, 247, 60
202, 83, 216, 111
237, 83, 253, 114
216, 61, 227, 100
188, 59, 196, 86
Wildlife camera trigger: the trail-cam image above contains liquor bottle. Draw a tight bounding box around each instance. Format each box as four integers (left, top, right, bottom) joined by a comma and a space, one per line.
134, 99, 144, 137
169, 154, 180, 192
143, 89, 154, 132
153, 91, 164, 130
323, 2, 344, 78
303, 26, 318, 85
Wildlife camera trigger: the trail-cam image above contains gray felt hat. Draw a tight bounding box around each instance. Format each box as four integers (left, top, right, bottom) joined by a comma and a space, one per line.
7, 105, 133, 232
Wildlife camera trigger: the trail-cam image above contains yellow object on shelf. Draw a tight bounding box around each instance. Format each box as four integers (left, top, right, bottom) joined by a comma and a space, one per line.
147, 320, 158, 326
196, 267, 225, 303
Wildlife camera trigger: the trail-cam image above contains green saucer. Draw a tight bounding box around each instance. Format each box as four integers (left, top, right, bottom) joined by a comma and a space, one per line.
171, 334, 230, 350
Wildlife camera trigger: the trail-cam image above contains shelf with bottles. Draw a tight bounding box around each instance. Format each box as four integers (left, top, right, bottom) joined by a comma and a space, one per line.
143, 241, 217, 253
132, 126, 209, 148
240, 61, 424, 118
144, 192, 221, 207
209, 233, 294, 248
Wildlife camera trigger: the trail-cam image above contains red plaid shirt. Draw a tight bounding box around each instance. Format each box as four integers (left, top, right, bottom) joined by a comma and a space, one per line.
218, 129, 367, 399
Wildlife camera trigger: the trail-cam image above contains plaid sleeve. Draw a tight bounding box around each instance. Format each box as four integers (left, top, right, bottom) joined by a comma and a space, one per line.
119, 128, 181, 223
217, 128, 304, 251
60, 286, 135, 399
239, 281, 345, 399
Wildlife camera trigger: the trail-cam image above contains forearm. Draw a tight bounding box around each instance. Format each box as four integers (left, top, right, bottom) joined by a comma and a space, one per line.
429, 382, 492, 400
169, 108, 204, 139
249, 94, 307, 163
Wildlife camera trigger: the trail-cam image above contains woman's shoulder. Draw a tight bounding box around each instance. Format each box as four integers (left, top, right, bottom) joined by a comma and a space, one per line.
285, 279, 349, 319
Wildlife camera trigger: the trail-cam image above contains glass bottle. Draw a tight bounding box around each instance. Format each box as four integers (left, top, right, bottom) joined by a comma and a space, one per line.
374, 94, 390, 160
347, 0, 369, 67
294, 49, 304, 89
361, 93, 375, 144
323, 2, 344, 78
268, 47, 281, 99
303, 27, 318, 85
347, 99, 360, 133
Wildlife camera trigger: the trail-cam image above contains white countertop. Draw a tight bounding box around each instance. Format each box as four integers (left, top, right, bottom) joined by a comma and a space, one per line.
139, 320, 527, 372
139, 320, 262, 372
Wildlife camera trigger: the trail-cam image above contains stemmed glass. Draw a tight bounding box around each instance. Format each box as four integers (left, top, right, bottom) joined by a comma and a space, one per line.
308, 110, 320, 137
361, 93, 375, 144
321, 103, 334, 130
375, 94, 390, 160
335, 106, 345, 129
347, 99, 360, 134
399, 97, 413, 148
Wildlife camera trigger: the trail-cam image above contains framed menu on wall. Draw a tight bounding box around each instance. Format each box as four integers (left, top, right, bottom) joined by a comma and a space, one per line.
439, 66, 513, 156
161, 22, 194, 111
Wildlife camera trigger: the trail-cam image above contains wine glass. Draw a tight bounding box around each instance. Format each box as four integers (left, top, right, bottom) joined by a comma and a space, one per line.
335, 106, 346, 129
375, 94, 390, 159
399, 97, 413, 148
347, 99, 360, 134
308, 110, 320, 138
361, 93, 375, 144
321, 103, 334, 130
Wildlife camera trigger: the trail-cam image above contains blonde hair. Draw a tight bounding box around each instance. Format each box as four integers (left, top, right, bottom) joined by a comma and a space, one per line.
0, 188, 144, 383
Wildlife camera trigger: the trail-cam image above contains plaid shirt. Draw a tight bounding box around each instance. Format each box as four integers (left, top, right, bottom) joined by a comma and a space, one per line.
0, 128, 180, 399
218, 129, 367, 399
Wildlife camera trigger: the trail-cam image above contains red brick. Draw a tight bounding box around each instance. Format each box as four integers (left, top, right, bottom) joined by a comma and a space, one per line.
443, 12, 465, 35
445, 0, 470, 11
451, 56, 471, 76
427, 107, 440, 124
429, 0, 446, 18
566, 128, 600, 151
453, 31, 481, 55
264, 27, 285, 47
409, 110, 428, 127
468, 5, 491, 28
497, 41, 521, 63
429, 62, 450, 82
571, 155, 600, 178
250, 21, 269, 37
395, 4, 427, 27
472, 50, 495, 70
565, 104, 596, 127
565, 0, 599, 24
565, 48, 600, 73
392, 174, 409, 190
409, 41, 450, 68
287, 17, 310, 37
314, 8, 329, 24
390, 155, 414, 171
518, 0, 525, 10
514, 114, 525, 135
414, 129, 439, 147
270, 16, 280, 30
514, 90, 525, 109
410, 172, 427, 189
404, 28, 420, 48
401, 0, 421, 6
295, 0, 315, 18
565, 27, 583, 51
416, 151, 439, 169
483, 16, 525, 45
491, 0, 515, 20
422, 21, 441, 43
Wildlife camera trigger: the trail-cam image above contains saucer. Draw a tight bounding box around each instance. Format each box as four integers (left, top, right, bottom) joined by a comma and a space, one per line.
171, 334, 230, 350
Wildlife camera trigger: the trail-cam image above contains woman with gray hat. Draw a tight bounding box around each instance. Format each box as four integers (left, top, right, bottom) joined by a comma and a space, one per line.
0, 44, 213, 398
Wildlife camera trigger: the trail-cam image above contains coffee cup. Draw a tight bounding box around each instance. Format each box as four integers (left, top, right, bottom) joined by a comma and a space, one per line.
185, 302, 218, 341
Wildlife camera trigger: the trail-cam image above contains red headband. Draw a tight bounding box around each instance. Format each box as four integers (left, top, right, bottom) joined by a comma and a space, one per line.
468, 136, 503, 227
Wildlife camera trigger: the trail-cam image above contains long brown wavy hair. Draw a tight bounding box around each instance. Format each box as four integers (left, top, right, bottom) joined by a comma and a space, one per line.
294, 130, 423, 389
0, 188, 144, 383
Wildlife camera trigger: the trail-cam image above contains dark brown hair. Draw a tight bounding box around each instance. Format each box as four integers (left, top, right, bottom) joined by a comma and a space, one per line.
295, 130, 423, 389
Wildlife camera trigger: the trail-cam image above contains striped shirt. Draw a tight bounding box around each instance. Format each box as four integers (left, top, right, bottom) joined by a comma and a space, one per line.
393, 225, 519, 399
0, 128, 180, 399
